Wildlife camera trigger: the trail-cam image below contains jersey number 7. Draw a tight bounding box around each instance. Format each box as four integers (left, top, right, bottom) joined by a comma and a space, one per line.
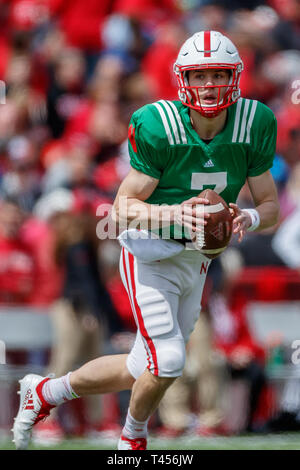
191, 172, 227, 194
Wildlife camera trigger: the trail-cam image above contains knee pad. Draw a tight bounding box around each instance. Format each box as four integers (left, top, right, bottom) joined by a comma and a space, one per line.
127, 335, 186, 379
153, 339, 186, 378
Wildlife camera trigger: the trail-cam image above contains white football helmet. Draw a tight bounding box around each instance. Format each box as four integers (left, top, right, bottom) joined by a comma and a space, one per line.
174, 31, 243, 118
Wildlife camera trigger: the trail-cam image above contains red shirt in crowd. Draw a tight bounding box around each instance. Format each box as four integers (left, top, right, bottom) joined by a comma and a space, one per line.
0, 234, 36, 304
49, 0, 113, 50
209, 294, 266, 366
0, 219, 62, 306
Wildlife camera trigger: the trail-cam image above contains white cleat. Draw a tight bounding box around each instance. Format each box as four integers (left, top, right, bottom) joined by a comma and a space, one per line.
118, 434, 147, 450
12, 374, 55, 450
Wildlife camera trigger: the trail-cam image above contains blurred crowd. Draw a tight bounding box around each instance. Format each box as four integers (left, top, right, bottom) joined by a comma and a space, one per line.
0, 0, 300, 443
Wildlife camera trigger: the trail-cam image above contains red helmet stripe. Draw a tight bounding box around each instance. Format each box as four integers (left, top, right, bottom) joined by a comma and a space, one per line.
204, 31, 211, 57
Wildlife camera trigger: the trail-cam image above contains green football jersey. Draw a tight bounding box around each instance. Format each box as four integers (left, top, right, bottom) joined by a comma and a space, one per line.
128, 98, 277, 239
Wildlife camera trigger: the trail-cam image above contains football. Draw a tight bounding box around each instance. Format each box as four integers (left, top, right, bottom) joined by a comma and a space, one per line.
193, 189, 233, 259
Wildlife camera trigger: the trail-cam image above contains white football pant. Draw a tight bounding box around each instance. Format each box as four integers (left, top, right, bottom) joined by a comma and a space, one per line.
120, 247, 211, 378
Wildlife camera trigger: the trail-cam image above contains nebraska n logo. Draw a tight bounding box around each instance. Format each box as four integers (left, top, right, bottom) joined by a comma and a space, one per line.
210, 223, 224, 241
128, 124, 137, 152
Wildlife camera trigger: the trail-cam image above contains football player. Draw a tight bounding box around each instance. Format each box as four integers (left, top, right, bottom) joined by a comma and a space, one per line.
13, 31, 279, 450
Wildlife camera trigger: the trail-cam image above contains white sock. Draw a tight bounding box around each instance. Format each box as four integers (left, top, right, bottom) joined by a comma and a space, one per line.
42, 372, 80, 406
123, 409, 149, 439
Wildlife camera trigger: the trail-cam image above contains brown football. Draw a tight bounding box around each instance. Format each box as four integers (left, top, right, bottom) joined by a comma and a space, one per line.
194, 189, 233, 259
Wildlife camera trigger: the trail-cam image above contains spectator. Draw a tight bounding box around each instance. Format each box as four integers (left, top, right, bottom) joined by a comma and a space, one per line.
0, 135, 41, 212
48, 0, 113, 51
141, 22, 186, 100
209, 290, 266, 433
46, 48, 86, 138
0, 197, 43, 305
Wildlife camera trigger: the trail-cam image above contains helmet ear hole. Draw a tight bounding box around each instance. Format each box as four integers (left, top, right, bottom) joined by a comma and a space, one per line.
183, 70, 189, 86
188, 88, 198, 105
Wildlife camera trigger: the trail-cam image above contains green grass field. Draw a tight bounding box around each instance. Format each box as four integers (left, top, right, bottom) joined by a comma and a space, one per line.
1, 433, 300, 450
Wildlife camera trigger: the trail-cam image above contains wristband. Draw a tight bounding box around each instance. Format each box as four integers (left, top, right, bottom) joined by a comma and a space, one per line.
243, 208, 260, 232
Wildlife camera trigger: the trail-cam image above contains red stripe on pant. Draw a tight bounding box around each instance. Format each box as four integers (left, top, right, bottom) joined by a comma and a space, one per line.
122, 247, 134, 313
127, 252, 159, 376
204, 31, 211, 57
121, 248, 151, 370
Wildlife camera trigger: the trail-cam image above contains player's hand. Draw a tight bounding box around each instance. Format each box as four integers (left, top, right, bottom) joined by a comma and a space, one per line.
229, 203, 252, 243
174, 196, 210, 233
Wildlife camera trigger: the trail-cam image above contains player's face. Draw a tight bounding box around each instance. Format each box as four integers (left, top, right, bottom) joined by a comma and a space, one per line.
188, 69, 230, 107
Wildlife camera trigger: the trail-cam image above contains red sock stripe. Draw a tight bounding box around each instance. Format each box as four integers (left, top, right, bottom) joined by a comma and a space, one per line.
36, 377, 54, 409
127, 252, 159, 376
204, 31, 211, 57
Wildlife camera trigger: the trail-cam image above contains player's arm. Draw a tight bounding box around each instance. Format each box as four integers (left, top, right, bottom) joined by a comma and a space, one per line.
229, 170, 280, 242
112, 167, 210, 232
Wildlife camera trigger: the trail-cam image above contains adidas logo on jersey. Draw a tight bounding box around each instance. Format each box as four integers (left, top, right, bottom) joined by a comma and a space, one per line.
204, 159, 214, 168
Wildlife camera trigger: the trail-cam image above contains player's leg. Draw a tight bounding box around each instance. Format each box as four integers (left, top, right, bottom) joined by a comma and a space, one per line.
12, 354, 135, 450
70, 354, 135, 395
118, 249, 185, 449
162, 251, 212, 435
150, 251, 211, 434
176, 252, 211, 346
129, 369, 176, 422
32, 300, 103, 444
158, 372, 192, 435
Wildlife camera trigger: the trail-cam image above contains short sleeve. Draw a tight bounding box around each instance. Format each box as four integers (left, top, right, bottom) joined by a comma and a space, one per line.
247, 112, 277, 177
128, 112, 163, 180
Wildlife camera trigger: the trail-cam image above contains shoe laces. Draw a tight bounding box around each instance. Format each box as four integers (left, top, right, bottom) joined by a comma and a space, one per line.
131, 438, 147, 450
33, 374, 55, 425
123, 437, 147, 450
33, 405, 53, 425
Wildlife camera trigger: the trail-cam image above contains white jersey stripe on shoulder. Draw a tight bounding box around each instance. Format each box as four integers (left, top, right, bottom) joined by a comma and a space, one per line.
245, 100, 258, 143
165, 100, 187, 144
232, 98, 242, 143
238, 99, 250, 143
153, 102, 174, 145
158, 100, 181, 145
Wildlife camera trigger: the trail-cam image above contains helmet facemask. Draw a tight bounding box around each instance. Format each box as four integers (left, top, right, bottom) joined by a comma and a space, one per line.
174, 63, 243, 118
